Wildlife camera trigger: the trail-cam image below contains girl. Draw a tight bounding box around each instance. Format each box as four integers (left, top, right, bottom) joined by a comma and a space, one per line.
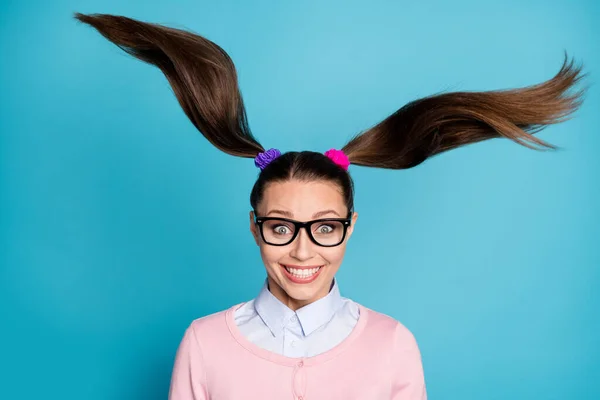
75, 13, 585, 400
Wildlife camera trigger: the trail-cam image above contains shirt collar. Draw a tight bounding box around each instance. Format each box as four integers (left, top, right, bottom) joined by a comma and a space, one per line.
254, 278, 344, 337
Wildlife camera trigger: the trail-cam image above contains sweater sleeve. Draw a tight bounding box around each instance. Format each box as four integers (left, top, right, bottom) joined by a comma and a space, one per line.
168, 324, 209, 400
390, 322, 427, 400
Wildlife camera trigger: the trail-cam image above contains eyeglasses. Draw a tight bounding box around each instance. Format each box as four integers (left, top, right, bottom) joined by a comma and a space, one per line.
254, 215, 352, 247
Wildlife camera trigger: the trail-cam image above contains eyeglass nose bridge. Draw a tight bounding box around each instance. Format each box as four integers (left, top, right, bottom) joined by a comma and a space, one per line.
289, 223, 313, 245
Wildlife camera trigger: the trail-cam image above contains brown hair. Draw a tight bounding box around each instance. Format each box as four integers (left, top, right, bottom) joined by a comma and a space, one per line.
74, 12, 586, 212
74, 13, 263, 158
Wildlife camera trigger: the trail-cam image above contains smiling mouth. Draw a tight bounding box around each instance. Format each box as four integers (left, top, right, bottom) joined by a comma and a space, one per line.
280, 264, 323, 282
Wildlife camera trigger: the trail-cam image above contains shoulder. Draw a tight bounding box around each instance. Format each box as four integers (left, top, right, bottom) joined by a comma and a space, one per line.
359, 304, 419, 348
186, 303, 242, 337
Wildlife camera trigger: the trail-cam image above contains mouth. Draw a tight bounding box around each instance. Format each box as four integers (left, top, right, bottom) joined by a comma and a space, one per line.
280, 264, 324, 284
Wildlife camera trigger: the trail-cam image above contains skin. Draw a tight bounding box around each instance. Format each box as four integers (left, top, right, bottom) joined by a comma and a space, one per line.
249, 179, 358, 311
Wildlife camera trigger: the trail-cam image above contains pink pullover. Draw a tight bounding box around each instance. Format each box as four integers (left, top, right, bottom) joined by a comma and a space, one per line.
169, 303, 427, 399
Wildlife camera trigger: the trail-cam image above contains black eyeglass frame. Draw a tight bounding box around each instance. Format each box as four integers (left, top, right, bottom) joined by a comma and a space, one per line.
254, 214, 353, 247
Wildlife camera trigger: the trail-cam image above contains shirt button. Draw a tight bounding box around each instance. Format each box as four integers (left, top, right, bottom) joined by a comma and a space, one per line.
298, 397, 303, 400
291, 340, 297, 347
291, 315, 298, 323
297, 361, 304, 367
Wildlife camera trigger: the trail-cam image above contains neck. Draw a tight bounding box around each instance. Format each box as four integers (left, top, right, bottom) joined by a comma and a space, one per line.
267, 276, 333, 311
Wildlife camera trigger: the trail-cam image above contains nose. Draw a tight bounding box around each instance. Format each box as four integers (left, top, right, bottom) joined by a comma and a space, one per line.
289, 227, 315, 261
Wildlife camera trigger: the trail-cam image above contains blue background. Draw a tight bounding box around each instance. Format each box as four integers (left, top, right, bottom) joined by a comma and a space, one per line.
1, 0, 598, 399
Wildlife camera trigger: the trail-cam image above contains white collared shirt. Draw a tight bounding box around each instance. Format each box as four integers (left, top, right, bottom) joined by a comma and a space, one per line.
234, 279, 360, 357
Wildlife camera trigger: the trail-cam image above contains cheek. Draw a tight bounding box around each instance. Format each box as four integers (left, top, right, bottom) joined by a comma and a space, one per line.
259, 244, 285, 265
320, 246, 347, 267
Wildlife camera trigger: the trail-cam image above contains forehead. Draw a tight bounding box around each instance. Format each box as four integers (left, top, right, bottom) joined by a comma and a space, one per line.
259, 180, 346, 217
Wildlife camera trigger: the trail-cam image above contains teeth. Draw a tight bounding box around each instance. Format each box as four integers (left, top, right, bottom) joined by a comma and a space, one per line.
284, 266, 321, 278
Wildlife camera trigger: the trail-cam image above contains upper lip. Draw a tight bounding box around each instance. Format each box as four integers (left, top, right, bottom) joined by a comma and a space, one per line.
281, 264, 323, 270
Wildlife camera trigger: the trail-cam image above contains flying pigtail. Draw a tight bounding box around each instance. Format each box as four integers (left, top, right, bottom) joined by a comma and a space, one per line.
342, 53, 587, 169
74, 13, 264, 158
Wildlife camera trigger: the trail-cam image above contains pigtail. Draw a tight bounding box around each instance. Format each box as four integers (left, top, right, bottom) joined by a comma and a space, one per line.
342, 54, 587, 169
74, 13, 264, 158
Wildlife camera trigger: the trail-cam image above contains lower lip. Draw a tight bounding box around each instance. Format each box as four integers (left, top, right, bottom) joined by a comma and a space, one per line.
281, 264, 323, 284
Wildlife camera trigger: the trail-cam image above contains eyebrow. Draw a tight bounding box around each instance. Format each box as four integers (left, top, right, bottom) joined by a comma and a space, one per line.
266, 209, 341, 218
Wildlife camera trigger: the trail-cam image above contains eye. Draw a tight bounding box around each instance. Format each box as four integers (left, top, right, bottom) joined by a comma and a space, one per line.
316, 224, 335, 234
272, 224, 292, 235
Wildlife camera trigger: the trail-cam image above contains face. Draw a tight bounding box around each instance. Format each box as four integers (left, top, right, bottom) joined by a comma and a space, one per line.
250, 179, 358, 311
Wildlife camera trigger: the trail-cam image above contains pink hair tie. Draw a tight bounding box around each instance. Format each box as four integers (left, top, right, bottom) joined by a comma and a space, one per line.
324, 149, 350, 171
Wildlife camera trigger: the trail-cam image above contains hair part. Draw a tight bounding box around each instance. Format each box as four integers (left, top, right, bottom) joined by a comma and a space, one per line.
250, 151, 355, 215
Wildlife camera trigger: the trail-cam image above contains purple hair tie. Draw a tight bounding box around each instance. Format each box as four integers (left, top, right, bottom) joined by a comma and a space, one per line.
254, 148, 281, 170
